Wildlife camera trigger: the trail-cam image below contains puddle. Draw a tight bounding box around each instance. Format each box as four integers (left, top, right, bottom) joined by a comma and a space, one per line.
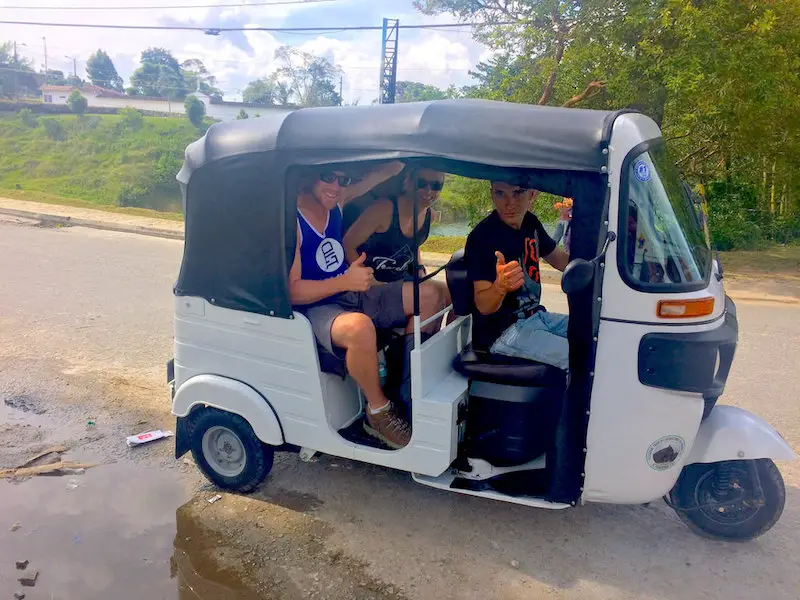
0, 461, 189, 600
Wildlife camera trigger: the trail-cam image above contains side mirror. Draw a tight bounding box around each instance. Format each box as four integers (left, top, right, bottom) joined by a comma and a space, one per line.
561, 259, 594, 294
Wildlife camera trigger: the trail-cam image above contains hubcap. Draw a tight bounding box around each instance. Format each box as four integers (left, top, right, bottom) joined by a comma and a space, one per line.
694, 464, 761, 525
202, 425, 246, 478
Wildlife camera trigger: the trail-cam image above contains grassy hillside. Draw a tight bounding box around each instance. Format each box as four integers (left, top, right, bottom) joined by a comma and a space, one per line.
0, 110, 201, 211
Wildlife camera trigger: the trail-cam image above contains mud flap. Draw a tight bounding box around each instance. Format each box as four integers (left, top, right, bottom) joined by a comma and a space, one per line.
174, 415, 191, 459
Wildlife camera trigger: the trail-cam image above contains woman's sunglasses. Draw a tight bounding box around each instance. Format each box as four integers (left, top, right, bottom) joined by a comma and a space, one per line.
319, 172, 353, 187
417, 179, 444, 191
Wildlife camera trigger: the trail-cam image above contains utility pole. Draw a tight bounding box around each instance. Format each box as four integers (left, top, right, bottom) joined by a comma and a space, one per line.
339, 74, 343, 106
42, 37, 48, 84
379, 18, 399, 104
65, 55, 77, 78
12, 42, 26, 99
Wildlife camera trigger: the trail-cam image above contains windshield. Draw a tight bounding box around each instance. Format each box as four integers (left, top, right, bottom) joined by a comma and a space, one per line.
621, 143, 711, 291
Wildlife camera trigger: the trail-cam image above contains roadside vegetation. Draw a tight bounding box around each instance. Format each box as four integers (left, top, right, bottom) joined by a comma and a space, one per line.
0, 111, 199, 211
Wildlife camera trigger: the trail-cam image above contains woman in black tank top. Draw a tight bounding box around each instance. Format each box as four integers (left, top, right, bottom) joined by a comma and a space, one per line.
343, 168, 444, 283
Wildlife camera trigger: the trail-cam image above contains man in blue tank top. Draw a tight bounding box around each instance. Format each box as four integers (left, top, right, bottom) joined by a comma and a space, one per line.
289, 161, 445, 450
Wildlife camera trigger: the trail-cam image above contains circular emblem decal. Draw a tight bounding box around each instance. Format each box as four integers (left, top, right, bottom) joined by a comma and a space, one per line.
646, 435, 685, 471
634, 160, 651, 182
316, 238, 344, 273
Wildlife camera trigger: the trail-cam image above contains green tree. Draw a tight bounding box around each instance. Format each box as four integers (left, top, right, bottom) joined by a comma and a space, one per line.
242, 76, 279, 105
181, 58, 222, 99
67, 90, 88, 115
184, 95, 205, 128
1, 40, 36, 98
416, 0, 800, 246
396, 81, 450, 102
86, 49, 123, 91
130, 48, 188, 99
274, 46, 341, 107
45, 69, 67, 86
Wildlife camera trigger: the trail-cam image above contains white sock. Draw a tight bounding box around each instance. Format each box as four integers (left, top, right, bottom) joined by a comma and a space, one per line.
368, 400, 390, 415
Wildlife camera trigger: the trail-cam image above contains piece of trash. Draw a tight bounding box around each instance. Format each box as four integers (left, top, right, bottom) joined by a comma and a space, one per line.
10, 522, 21, 532
126, 430, 174, 447
73, 535, 81, 544
18, 569, 39, 587
510, 559, 520, 569
208, 494, 222, 504
87, 419, 96, 427
16, 560, 29, 570
14, 591, 26, 600
66, 478, 80, 490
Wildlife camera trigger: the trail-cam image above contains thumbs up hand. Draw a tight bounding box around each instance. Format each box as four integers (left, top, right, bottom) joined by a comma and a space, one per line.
343, 252, 375, 292
495, 251, 524, 293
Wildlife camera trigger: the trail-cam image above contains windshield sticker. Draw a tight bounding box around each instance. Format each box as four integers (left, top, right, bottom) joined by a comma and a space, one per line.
646, 435, 685, 471
634, 160, 651, 182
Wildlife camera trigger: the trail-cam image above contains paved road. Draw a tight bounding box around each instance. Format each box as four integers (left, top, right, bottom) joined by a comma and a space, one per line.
1, 220, 800, 600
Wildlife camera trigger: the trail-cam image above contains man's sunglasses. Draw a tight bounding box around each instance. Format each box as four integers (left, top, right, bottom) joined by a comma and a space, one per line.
319, 172, 353, 187
417, 179, 444, 191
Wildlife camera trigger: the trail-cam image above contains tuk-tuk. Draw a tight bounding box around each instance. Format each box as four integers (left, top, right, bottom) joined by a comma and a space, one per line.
167, 99, 795, 541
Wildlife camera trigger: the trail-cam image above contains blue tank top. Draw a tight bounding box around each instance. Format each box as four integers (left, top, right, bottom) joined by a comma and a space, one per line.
297, 205, 347, 306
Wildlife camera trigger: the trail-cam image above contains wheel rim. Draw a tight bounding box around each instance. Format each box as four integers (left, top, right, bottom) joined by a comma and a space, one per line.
693, 464, 761, 526
201, 425, 247, 478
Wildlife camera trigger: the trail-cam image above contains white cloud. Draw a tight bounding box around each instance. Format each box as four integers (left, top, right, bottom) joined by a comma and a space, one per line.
0, 0, 490, 102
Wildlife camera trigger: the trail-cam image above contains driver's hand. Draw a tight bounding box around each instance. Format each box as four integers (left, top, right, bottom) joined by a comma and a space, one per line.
494, 251, 524, 293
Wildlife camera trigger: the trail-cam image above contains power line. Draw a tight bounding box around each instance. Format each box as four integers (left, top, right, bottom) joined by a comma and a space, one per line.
0, 0, 343, 10
0, 19, 517, 33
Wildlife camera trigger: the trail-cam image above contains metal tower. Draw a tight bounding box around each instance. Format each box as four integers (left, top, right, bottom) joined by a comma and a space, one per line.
379, 18, 399, 104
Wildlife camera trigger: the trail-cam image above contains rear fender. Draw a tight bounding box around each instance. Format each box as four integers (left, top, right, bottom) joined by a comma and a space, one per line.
172, 374, 284, 446
686, 405, 796, 465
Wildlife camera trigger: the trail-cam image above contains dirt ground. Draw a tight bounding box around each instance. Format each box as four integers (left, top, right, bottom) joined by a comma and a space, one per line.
1, 218, 800, 600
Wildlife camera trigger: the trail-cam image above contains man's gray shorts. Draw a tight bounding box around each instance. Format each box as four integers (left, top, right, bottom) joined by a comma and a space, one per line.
300, 281, 407, 356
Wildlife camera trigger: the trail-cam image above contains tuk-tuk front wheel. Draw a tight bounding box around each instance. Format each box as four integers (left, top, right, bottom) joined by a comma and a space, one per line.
189, 407, 274, 493
670, 459, 785, 541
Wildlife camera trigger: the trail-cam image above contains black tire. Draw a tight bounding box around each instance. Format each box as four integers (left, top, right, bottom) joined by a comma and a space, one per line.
189, 407, 274, 493
670, 459, 785, 541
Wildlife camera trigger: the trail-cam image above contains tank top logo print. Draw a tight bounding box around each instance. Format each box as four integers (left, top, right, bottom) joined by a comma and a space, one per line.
316, 238, 345, 273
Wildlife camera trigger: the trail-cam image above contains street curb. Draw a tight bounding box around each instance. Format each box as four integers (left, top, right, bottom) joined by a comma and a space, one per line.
0, 207, 185, 241
3, 205, 797, 306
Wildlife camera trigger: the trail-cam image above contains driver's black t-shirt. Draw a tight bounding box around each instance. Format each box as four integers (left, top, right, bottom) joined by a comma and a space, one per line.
465, 211, 556, 350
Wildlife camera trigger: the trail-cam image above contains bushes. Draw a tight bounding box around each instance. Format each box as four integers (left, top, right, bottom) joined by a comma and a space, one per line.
184, 95, 205, 128
119, 107, 143, 130
0, 113, 200, 211
67, 91, 88, 116
41, 118, 66, 141
706, 180, 799, 250
17, 108, 37, 128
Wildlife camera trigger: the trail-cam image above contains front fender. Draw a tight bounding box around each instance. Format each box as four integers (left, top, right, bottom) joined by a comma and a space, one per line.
686, 405, 796, 465
172, 374, 284, 446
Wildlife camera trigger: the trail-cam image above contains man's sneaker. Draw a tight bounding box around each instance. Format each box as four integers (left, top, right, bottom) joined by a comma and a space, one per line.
364, 403, 411, 449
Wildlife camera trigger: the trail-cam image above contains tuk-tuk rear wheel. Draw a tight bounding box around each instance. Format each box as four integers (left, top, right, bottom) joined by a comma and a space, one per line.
670, 459, 785, 541
189, 407, 274, 493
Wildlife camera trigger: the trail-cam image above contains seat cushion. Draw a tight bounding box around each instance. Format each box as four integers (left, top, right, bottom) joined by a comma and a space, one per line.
453, 344, 566, 387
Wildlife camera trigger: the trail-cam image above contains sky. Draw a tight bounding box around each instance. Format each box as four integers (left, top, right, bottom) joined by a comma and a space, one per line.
0, 0, 495, 103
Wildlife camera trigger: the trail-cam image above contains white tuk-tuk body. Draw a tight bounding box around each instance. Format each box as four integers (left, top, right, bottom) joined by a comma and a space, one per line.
169, 100, 794, 540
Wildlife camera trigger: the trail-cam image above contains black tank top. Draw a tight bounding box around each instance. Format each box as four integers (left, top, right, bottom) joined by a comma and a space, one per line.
359, 198, 432, 283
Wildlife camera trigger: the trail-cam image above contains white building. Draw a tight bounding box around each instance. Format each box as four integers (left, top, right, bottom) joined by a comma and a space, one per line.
40, 85, 292, 122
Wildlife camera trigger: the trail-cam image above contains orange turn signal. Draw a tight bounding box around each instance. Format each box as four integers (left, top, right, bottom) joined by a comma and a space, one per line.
657, 297, 715, 319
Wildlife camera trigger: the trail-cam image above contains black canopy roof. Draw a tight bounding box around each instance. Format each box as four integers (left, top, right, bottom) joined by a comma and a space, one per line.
178, 99, 620, 183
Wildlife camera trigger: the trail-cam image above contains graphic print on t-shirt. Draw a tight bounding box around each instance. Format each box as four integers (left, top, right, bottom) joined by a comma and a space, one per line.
315, 237, 345, 273
371, 244, 414, 277
513, 233, 543, 319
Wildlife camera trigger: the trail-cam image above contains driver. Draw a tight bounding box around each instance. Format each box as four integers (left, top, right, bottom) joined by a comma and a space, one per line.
465, 181, 570, 353
289, 161, 442, 450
